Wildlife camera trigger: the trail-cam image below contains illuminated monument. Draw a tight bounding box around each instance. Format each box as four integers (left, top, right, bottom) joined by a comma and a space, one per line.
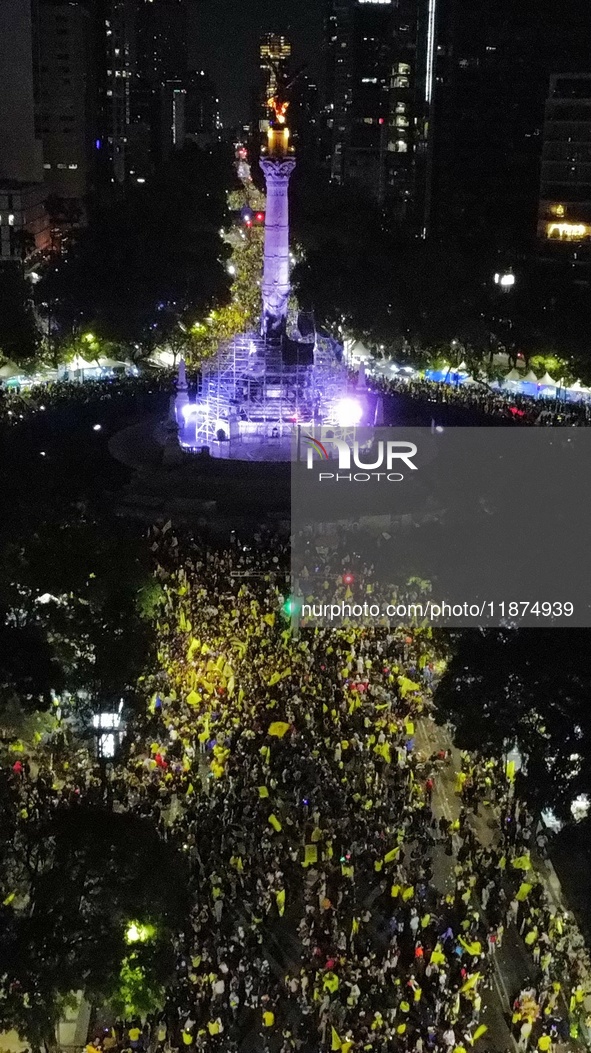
174, 88, 364, 458
260, 98, 296, 336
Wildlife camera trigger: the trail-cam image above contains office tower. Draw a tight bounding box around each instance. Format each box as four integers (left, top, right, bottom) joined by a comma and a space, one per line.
0, 0, 47, 261
260, 33, 292, 106
0, 0, 43, 183
537, 74, 591, 273
325, 0, 432, 222
36, 0, 98, 208
102, 0, 135, 184
429, 0, 591, 249
160, 71, 221, 161
290, 75, 321, 164
131, 0, 189, 172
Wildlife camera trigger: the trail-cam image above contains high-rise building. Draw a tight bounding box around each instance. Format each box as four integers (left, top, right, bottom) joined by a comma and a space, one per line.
0, 0, 48, 261
160, 70, 221, 161
537, 74, 591, 271
101, 0, 135, 184
429, 0, 591, 249
0, 0, 43, 183
130, 0, 189, 172
36, 0, 99, 208
260, 33, 292, 106
324, 0, 433, 222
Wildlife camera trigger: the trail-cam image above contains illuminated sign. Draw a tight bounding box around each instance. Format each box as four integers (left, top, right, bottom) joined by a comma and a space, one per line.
546, 222, 591, 240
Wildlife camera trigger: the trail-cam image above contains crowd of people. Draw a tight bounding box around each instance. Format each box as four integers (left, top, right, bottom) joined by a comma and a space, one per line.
2, 525, 587, 1053
371, 374, 591, 427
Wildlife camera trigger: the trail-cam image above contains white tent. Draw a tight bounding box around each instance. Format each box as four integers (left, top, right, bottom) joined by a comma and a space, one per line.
504, 368, 524, 382
522, 370, 538, 383
461, 376, 479, 386
568, 379, 586, 391
98, 356, 127, 369
537, 371, 557, 387
67, 354, 95, 371
0, 361, 22, 379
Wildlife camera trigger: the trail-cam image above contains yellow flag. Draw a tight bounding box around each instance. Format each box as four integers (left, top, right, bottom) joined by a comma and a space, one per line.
402, 885, 414, 901
258, 786, 269, 798
268, 721, 291, 738
268, 672, 281, 686
459, 937, 482, 956
263, 613, 276, 627
460, 972, 481, 994
2, 892, 15, 906
268, 813, 282, 832
331, 1027, 342, 1051
384, 846, 400, 864
276, 889, 286, 916
303, 844, 318, 867
431, 943, 446, 966
516, 882, 533, 902
472, 1026, 488, 1043
512, 853, 531, 871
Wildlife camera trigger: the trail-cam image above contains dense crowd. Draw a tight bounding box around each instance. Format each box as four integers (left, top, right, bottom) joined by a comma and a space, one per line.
3, 526, 588, 1053
371, 375, 591, 427
0, 373, 173, 426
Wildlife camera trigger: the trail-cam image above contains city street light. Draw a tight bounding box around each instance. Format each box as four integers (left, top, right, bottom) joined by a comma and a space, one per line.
493, 271, 516, 290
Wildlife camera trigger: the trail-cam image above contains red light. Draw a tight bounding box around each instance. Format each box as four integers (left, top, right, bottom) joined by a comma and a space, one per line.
255, 212, 264, 222
245, 218, 252, 227
379, 117, 385, 125
342, 573, 354, 585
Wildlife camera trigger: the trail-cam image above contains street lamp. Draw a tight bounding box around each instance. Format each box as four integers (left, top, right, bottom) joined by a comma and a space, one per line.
493, 271, 516, 290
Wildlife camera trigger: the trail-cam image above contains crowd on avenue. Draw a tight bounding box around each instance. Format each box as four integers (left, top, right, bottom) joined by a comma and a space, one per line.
3, 526, 590, 1053
2, 364, 591, 432
371, 376, 591, 427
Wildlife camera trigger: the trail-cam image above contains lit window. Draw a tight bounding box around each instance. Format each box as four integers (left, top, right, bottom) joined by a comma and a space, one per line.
68, 163, 78, 169
398, 63, 411, 75
8, 214, 15, 225
396, 141, 408, 152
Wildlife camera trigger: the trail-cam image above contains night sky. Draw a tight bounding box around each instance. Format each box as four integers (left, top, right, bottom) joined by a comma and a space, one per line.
189, 0, 323, 128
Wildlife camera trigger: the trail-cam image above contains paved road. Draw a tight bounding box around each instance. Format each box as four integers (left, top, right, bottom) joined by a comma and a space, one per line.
416, 716, 523, 1053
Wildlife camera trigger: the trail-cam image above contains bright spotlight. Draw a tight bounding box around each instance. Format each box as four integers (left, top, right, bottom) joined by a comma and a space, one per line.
335, 398, 363, 427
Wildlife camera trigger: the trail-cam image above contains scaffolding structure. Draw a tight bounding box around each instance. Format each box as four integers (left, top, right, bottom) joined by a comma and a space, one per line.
181, 331, 350, 452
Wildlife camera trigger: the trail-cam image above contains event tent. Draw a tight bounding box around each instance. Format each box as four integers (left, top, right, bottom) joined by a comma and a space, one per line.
0, 361, 22, 379
503, 368, 524, 383
537, 371, 557, 387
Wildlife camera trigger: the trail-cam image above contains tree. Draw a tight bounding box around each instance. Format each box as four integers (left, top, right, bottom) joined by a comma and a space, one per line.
0, 806, 188, 1048
37, 143, 233, 352
434, 628, 591, 819
0, 263, 40, 365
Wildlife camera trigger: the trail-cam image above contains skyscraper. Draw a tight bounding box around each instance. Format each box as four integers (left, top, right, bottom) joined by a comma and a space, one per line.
260, 33, 292, 107
36, 0, 99, 208
0, 0, 43, 183
537, 74, 591, 273
429, 0, 591, 250
101, 0, 135, 184
0, 0, 48, 261
324, 0, 433, 223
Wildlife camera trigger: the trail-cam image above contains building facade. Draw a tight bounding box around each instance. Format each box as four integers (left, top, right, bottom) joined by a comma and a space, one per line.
325, 0, 433, 225
429, 0, 591, 250
36, 0, 98, 206
537, 74, 591, 272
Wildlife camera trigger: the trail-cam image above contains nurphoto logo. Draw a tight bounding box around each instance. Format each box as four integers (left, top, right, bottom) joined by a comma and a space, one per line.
302, 434, 418, 482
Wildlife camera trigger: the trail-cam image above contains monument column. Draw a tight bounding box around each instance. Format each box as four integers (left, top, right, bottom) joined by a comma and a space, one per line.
260, 114, 296, 337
